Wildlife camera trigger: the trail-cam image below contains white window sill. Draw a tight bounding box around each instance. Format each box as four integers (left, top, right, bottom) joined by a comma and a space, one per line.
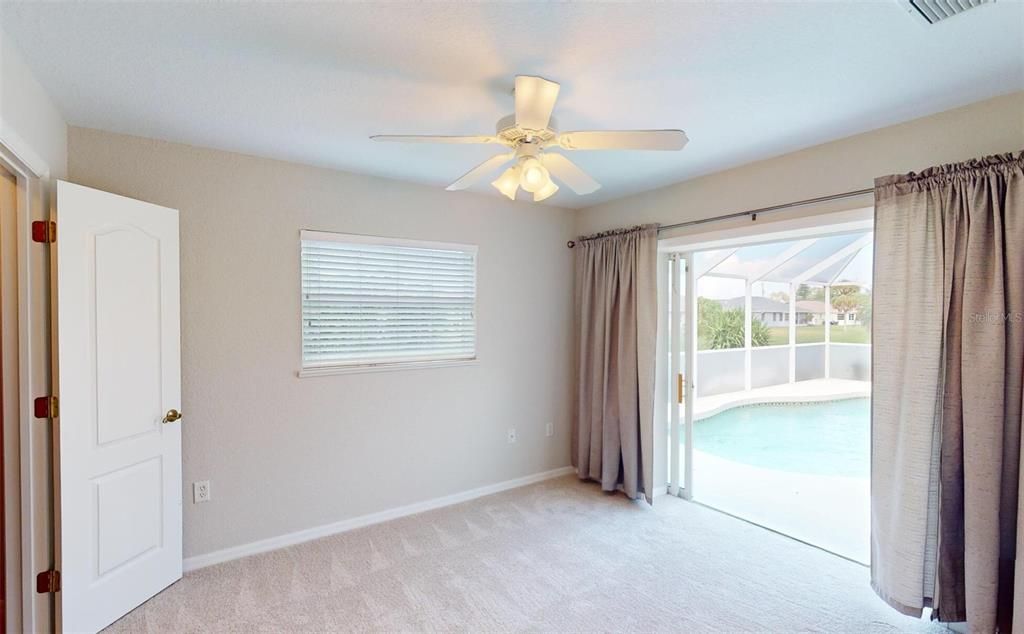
298, 358, 479, 378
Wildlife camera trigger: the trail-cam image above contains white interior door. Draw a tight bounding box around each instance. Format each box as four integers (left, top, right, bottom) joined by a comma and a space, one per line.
55, 181, 182, 633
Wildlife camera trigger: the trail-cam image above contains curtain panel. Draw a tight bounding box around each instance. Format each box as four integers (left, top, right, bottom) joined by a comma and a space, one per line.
573, 224, 658, 503
872, 151, 1024, 632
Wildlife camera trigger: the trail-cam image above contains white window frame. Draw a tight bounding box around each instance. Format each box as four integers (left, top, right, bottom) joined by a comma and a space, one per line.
298, 230, 479, 377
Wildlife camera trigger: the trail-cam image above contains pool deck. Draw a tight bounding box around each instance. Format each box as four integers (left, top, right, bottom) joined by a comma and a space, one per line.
686, 378, 872, 563
693, 378, 871, 421
693, 451, 870, 563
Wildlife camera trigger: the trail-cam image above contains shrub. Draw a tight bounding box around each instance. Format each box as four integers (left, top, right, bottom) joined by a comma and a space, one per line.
698, 299, 770, 350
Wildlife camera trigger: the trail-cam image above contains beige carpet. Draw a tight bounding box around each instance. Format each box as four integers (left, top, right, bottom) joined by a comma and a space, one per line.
105, 475, 948, 633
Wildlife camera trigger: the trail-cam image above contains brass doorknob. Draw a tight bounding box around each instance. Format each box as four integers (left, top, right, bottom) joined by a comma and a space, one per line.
162, 409, 183, 424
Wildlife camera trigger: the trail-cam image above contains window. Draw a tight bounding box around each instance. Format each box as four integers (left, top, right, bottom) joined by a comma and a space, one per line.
300, 230, 477, 374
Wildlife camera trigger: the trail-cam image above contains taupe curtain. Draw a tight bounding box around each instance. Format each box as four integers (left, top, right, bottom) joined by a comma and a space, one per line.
872, 151, 1024, 632
573, 224, 658, 503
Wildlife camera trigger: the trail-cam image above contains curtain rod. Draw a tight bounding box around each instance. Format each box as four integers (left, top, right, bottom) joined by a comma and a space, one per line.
567, 187, 874, 248
657, 187, 875, 233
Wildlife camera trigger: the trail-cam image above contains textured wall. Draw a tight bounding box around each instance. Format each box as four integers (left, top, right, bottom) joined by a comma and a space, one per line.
0, 27, 67, 178
68, 127, 576, 559
576, 92, 1024, 237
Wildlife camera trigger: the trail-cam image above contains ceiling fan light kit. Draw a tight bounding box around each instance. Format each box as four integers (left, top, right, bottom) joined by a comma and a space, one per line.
491, 165, 522, 201
518, 157, 550, 193
533, 179, 559, 203
371, 75, 688, 202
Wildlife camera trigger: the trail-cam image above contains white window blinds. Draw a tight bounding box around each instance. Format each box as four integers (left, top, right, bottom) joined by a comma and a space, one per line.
301, 231, 477, 370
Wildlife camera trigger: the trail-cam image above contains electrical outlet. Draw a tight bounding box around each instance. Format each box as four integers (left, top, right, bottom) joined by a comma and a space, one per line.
546, 423, 554, 437
193, 480, 211, 503
507, 428, 517, 444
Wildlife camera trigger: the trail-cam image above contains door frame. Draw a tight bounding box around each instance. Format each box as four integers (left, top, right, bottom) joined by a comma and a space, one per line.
659, 207, 875, 507
666, 252, 695, 500
0, 132, 53, 634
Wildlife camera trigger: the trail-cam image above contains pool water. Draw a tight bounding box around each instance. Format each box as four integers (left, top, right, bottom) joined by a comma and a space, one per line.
692, 398, 870, 479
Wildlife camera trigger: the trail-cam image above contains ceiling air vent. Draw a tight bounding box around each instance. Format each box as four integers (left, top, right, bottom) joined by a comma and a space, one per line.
897, 0, 993, 24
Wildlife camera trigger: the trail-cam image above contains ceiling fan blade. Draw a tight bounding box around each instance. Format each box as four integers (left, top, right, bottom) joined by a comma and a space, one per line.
541, 153, 601, 195
370, 134, 499, 144
514, 75, 560, 131
445, 153, 514, 191
556, 130, 688, 151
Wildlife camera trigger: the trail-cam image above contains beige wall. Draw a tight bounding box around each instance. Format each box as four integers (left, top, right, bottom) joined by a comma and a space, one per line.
68, 127, 576, 560
576, 92, 1024, 238
0, 27, 67, 179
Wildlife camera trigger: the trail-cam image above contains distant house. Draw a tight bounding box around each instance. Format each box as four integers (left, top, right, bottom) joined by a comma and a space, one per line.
717, 297, 860, 327
798, 299, 861, 325
834, 311, 860, 326
796, 300, 829, 325
716, 297, 808, 328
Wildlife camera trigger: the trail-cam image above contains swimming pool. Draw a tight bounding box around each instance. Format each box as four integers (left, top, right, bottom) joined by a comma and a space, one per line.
692, 398, 869, 479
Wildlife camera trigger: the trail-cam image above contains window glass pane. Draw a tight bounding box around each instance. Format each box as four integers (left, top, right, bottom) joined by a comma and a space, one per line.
712, 242, 793, 278
750, 281, 790, 346
832, 244, 874, 287
697, 275, 744, 351
806, 254, 856, 285
830, 284, 872, 344
795, 284, 827, 343
763, 233, 864, 282
694, 249, 731, 276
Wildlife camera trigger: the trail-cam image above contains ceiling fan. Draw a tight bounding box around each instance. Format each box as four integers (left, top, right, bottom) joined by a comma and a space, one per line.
370, 75, 688, 202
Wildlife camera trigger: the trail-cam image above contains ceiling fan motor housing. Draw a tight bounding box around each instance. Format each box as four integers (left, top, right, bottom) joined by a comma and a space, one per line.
515, 140, 541, 160
495, 114, 559, 147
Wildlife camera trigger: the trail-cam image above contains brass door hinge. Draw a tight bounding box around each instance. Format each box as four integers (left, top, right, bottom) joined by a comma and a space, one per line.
33, 396, 59, 419
36, 569, 60, 593
677, 373, 684, 404
31, 220, 56, 244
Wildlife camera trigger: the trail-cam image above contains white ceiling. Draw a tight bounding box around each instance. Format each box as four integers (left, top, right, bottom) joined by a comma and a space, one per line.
2, 2, 1021, 208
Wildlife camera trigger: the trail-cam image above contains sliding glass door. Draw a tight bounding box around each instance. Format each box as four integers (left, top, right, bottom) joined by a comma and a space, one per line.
668, 253, 695, 498
666, 230, 874, 562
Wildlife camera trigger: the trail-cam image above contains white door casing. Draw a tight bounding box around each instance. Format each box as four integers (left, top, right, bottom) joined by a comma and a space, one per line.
55, 181, 182, 633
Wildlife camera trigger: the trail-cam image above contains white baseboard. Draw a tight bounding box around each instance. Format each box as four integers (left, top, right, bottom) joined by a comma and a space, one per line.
183, 465, 576, 572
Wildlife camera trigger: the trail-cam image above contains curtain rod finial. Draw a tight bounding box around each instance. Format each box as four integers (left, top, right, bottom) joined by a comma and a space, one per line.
567, 240, 575, 249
